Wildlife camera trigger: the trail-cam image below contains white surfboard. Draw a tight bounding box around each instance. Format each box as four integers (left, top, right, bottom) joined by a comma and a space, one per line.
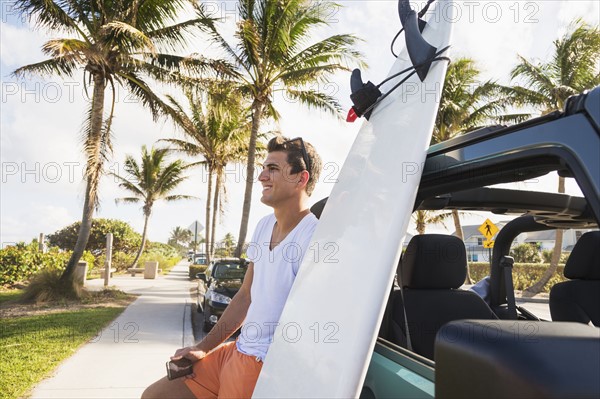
253, 1, 454, 397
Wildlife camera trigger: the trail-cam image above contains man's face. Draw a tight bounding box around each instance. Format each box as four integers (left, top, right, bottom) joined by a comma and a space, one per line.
258, 151, 304, 207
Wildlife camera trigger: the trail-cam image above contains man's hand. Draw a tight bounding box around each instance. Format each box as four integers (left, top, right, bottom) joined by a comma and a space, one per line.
171, 346, 207, 363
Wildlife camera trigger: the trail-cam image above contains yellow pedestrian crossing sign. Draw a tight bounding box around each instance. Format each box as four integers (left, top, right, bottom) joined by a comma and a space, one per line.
483, 240, 495, 248
478, 219, 499, 239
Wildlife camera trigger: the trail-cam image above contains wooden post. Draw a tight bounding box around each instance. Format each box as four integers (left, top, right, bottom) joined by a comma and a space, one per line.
39, 233, 45, 253
104, 233, 113, 287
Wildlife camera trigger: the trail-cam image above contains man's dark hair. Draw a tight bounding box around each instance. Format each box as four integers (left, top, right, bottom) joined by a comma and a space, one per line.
267, 136, 322, 196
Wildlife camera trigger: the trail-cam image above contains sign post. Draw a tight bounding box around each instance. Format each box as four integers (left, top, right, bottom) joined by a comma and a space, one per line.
104, 233, 113, 287
188, 221, 204, 252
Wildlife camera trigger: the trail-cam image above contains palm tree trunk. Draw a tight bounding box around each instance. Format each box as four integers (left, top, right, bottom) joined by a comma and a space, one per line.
60, 75, 106, 282
235, 100, 265, 257
415, 211, 426, 235
130, 211, 151, 268
524, 176, 566, 296
205, 165, 213, 265
452, 210, 472, 284
211, 170, 221, 257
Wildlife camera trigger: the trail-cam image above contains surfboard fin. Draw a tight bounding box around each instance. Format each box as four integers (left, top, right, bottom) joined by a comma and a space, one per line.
398, 0, 437, 81
349, 69, 382, 121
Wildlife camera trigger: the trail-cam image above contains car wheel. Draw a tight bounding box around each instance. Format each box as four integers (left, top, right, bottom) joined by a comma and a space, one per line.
203, 302, 213, 332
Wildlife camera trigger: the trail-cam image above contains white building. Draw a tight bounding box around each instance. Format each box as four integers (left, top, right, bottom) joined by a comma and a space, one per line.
454, 224, 595, 262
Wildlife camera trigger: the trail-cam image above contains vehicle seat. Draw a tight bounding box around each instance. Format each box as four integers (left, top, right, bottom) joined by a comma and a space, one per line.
390, 234, 497, 360
550, 231, 600, 326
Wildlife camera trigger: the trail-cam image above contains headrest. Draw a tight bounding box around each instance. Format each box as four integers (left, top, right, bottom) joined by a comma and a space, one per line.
564, 231, 600, 280
399, 234, 467, 289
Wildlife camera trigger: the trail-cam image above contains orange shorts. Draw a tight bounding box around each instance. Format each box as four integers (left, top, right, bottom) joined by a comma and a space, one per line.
184, 341, 263, 399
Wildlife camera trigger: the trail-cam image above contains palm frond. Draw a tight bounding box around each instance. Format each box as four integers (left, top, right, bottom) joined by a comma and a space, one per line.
41, 38, 91, 62
163, 195, 197, 202
100, 21, 156, 55
115, 197, 141, 205
278, 34, 364, 81
285, 88, 343, 116
510, 56, 556, 101
151, 53, 240, 80
116, 71, 168, 120
158, 138, 204, 157
192, 2, 253, 74
13, 56, 77, 79
13, 0, 79, 32
146, 17, 208, 51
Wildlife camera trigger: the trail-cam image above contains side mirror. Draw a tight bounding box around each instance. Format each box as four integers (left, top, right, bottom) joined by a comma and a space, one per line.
196, 273, 207, 282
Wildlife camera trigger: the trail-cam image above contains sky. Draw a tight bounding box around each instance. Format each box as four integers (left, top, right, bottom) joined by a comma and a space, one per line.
1, 0, 599, 248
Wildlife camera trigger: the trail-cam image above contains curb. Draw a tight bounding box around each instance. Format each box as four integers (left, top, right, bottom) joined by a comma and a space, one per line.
515, 297, 550, 304
183, 301, 195, 348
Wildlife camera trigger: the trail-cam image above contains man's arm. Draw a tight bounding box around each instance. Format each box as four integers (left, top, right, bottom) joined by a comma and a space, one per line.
172, 262, 254, 362
197, 262, 254, 351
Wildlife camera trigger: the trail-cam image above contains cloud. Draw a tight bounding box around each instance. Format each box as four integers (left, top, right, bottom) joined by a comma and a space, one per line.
1, 0, 597, 246
1, 203, 73, 246
0, 23, 45, 70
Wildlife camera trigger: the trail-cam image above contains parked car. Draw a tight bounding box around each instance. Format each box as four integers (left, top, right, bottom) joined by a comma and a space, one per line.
309, 87, 600, 398
193, 255, 207, 265
192, 253, 207, 265
197, 258, 248, 333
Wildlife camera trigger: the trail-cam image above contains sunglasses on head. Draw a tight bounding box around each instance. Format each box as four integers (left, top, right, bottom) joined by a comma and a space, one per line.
283, 137, 312, 174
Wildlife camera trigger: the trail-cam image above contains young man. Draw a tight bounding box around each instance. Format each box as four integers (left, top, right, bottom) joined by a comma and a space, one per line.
142, 136, 322, 399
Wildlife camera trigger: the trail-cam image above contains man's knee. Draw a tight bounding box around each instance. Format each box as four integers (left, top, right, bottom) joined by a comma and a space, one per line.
141, 381, 160, 399
142, 378, 173, 399
141, 377, 189, 399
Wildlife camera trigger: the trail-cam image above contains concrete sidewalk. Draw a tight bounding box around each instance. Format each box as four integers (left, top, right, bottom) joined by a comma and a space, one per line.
30, 261, 196, 399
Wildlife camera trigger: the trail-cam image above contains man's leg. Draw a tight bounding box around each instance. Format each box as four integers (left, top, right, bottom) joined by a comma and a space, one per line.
143, 342, 237, 399
141, 376, 197, 399
218, 347, 263, 399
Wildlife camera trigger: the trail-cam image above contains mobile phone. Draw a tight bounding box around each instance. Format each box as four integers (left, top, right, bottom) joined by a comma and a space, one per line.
166, 357, 194, 380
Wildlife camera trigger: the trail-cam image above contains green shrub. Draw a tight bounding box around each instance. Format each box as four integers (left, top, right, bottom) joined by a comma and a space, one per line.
95, 251, 135, 272
510, 243, 542, 263
0, 241, 95, 286
138, 252, 181, 274
468, 262, 491, 282
91, 247, 180, 274
145, 241, 179, 258
541, 250, 570, 264
22, 268, 83, 302
468, 262, 567, 293
189, 265, 209, 279
47, 218, 141, 254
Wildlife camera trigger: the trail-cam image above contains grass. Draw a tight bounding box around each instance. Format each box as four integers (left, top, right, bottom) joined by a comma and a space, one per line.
0, 290, 23, 305
0, 307, 127, 399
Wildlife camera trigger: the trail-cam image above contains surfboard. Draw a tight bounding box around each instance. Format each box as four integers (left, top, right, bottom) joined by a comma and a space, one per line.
252, 1, 454, 397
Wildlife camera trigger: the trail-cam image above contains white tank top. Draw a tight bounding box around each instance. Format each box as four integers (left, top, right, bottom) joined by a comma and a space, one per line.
236, 213, 318, 360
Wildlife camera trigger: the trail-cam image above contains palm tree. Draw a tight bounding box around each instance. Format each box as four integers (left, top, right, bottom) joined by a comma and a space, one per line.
220, 233, 236, 258
433, 58, 530, 283
412, 211, 452, 235
169, 226, 192, 248
509, 19, 600, 295
11, 0, 217, 282
195, 0, 365, 256
112, 146, 195, 267
162, 85, 254, 265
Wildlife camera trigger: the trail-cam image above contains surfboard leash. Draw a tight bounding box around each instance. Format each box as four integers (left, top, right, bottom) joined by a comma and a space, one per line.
347, 46, 451, 122
391, 0, 437, 58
